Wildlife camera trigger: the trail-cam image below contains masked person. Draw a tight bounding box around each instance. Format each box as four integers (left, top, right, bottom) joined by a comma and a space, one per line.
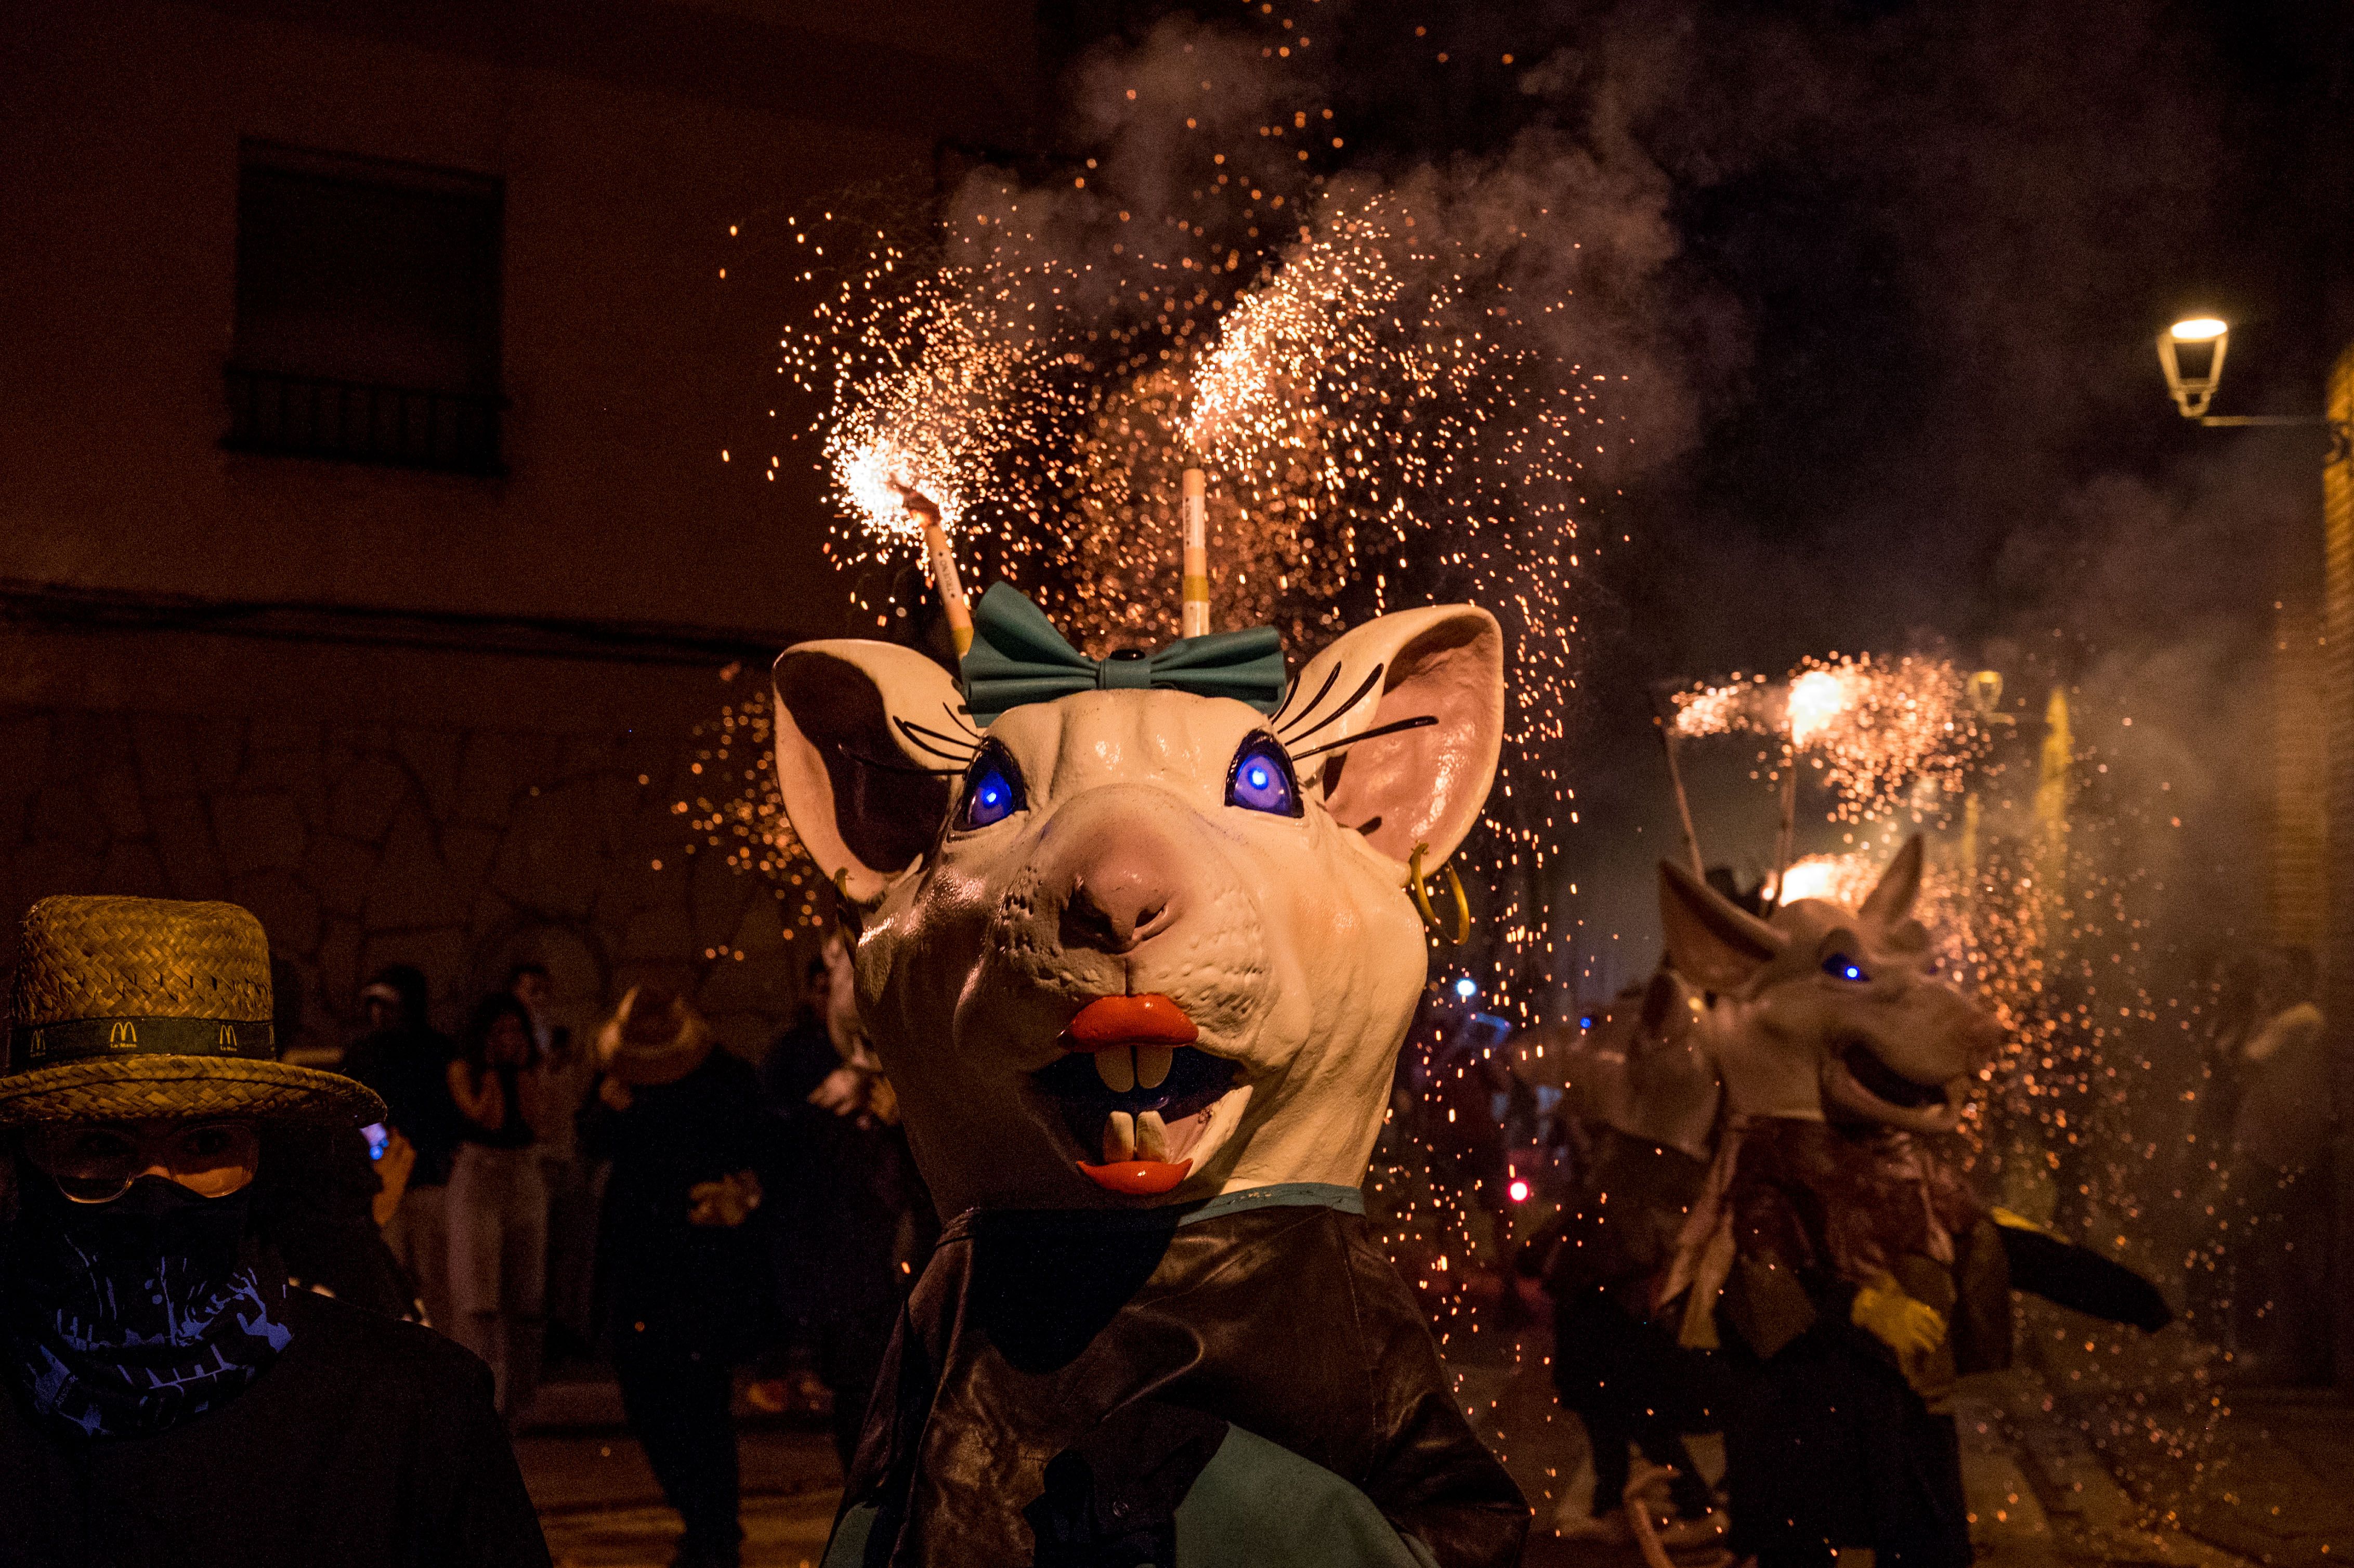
0, 895, 549, 1567
582, 988, 769, 1568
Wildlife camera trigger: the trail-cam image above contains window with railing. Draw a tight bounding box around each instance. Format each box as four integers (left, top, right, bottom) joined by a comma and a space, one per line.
226, 143, 506, 475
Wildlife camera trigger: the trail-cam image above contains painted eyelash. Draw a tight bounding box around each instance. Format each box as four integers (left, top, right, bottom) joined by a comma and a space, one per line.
1270, 659, 1342, 730
893, 717, 982, 763
1286, 714, 1438, 761
832, 742, 963, 777
1278, 663, 1387, 746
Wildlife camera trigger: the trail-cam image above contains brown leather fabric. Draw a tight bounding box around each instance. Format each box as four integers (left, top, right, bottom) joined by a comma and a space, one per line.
842, 1198, 1528, 1567
1727, 1119, 1983, 1291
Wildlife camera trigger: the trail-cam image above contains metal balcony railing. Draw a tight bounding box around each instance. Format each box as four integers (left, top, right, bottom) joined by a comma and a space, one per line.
223, 366, 506, 476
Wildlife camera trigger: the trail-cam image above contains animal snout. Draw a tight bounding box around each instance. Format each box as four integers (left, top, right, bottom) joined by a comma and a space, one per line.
1058, 844, 1182, 955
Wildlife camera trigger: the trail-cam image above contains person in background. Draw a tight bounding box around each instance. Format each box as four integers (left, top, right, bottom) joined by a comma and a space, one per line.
759, 929, 934, 1470
341, 964, 463, 1329
0, 894, 548, 1565
2226, 946, 2331, 1383
512, 961, 601, 1365
2184, 948, 2261, 1339
447, 992, 552, 1426
583, 987, 770, 1568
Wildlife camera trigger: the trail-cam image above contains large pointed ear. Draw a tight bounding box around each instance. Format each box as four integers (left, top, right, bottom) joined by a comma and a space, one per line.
1285, 604, 1503, 866
772, 641, 965, 904
1659, 858, 1784, 993
1858, 833, 1925, 925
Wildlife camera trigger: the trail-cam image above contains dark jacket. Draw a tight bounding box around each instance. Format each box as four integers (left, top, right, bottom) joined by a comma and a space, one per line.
0, 1289, 549, 1568
581, 1050, 771, 1355
838, 1190, 1527, 1568
341, 1025, 465, 1187
256, 1125, 422, 1322
760, 1027, 934, 1328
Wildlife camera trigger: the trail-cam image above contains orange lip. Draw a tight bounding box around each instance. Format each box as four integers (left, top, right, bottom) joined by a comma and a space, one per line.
1077, 1158, 1193, 1195
1065, 994, 1199, 1049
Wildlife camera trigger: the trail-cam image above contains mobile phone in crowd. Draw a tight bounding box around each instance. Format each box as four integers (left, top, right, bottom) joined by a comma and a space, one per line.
362, 1122, 390, 1161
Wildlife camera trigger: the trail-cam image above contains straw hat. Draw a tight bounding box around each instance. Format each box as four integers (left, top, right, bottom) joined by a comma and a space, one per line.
0, 896, 383, 1127
595, 987, 713, 1087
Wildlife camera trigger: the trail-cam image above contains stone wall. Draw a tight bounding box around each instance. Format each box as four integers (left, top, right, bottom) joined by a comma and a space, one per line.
0, 703, 812, 1060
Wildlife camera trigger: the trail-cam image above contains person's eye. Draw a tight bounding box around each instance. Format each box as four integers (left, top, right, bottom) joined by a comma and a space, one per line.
1822, 953, 1869, 983
956, 742, 1027, 831
1225, 734, 1301, 817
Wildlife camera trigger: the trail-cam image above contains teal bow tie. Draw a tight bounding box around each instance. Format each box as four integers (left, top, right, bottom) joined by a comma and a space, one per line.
960, 583, 1289, 726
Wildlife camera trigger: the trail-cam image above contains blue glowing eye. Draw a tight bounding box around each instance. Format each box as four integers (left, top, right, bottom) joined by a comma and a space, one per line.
1823, 954, 1868, 983
1225, 735, 1300, 816
957, 744, 1025, 830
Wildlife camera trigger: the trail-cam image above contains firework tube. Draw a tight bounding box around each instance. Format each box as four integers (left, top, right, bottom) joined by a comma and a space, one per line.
1656, 719, 1706, 877
1181, 467, 1211, 639
897, 486, 973, 657
1769, 760, 1798, 911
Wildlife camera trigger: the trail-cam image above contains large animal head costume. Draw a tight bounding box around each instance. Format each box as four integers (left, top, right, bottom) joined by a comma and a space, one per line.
1655, 835, 2000, 1135
773, 586, 1504, 1216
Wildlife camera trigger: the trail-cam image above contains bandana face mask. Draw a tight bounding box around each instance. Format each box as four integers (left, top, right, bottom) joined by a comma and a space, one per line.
2, 1166, 292, 1440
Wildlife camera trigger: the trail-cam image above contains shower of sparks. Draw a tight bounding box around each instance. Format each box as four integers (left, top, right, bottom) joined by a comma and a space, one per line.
672, 694, 823, 929
1670, 674, 1776, 738
779, 241, 1088, 602
741, 154, 1610, 1008
1676, 654, 1987, 823
1685, 687, 2229, 1501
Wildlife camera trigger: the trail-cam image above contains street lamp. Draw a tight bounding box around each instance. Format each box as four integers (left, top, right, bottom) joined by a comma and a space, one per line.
2156, 317, 2228, 417
2156, 314, 2350, 452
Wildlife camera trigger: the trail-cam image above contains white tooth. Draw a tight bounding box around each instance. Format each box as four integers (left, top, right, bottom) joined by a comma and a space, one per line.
1134, 1046, 1173, 1089
1094, 1048, 1135, 1093
1136, 1110, 1171, 1161
1103, 1112, 1137, 1163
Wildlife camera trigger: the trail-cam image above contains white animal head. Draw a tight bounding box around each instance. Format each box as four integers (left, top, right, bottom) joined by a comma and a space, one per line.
1658, 835, 1999, 1135
771, 604, 1504, 1216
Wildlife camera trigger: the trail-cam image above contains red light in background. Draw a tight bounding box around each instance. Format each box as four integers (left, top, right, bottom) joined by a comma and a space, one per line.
1507, 1179, 1530, 1203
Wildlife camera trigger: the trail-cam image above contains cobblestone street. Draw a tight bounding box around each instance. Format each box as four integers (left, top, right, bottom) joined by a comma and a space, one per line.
518, 1354, 2352, 1568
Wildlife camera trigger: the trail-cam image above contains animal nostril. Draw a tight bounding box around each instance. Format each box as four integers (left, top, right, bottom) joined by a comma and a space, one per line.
1060, 873, 1176, 954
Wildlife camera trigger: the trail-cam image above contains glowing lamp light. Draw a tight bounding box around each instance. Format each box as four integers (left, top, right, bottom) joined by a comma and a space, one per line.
2157, 316, 2230, 419
1507, 1179, 1531, 1204
1453, 977, 1478, 999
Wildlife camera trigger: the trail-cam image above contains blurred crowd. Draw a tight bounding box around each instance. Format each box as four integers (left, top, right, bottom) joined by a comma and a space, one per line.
325, 934, 933, 1567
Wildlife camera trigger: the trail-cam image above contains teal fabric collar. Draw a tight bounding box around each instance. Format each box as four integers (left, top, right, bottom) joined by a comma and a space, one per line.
1177, 1183, 1366, 1226
940, 1183, 1366, 1242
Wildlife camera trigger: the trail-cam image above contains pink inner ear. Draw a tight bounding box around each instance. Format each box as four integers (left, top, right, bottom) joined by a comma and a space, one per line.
1322, 629, 1499, 864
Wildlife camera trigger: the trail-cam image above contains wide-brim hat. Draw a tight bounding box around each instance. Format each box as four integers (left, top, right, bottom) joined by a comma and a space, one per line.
596, 986, 713, 1087
0, 896, 383, 1128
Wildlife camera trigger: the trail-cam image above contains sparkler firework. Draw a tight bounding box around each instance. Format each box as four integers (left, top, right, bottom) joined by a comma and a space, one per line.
741, 85, 1622, 1031
1674, 653, 1988, 823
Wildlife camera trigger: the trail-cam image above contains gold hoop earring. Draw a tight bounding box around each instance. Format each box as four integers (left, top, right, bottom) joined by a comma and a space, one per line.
830, 867, 870, 938
1406, 842, 1472, 945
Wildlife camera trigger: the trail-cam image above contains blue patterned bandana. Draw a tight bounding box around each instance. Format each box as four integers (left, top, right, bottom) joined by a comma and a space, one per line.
3, 1174, 292, 1440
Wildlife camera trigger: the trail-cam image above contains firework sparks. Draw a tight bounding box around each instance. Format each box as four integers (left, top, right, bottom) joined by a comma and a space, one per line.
1676, 655, 1986, 822
748, 139, 1612, 1018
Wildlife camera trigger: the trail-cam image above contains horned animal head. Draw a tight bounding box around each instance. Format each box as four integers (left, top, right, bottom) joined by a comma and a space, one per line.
1657, 837, 1999, 1134
771, 603, 1503, 1216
